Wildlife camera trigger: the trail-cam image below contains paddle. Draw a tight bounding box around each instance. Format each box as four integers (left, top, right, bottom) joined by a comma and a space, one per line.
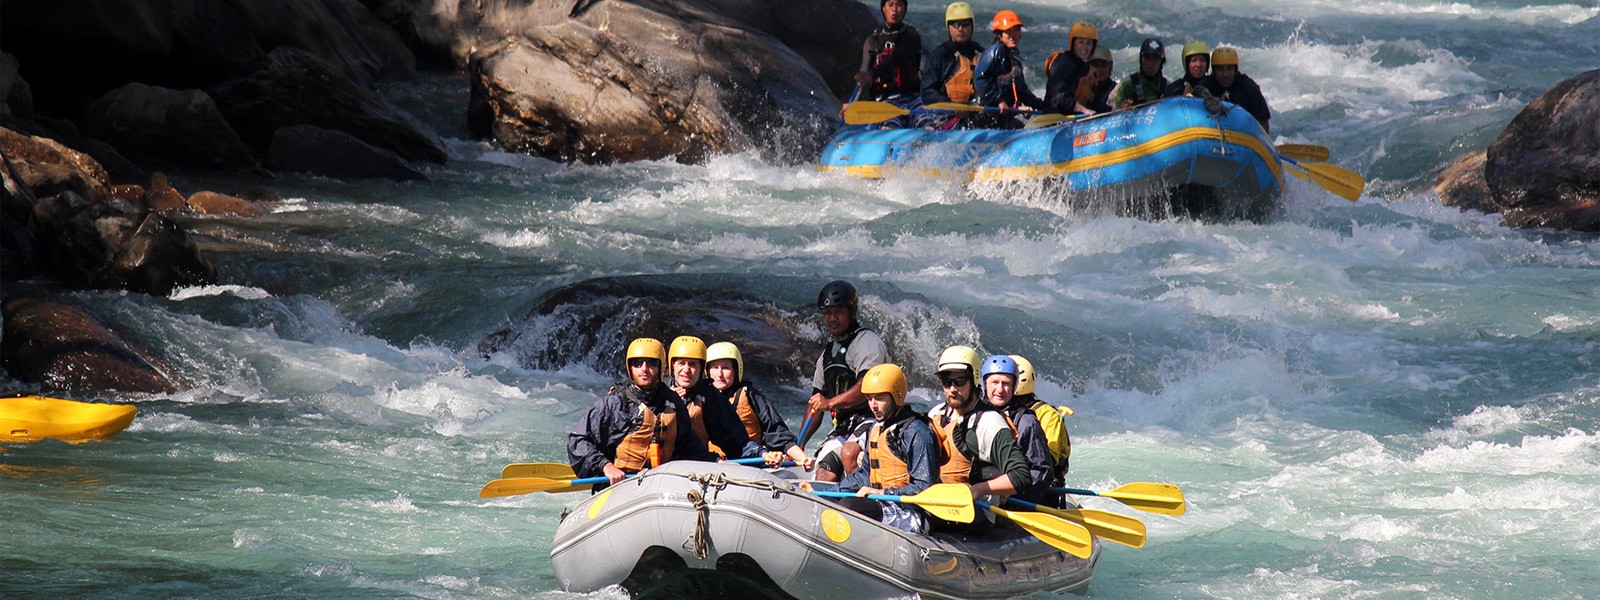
843, 101, 1037, 125
487, 457, 791, 497
812, 483, 976, 523
1052, 482, 1187, 516
1276, 143, 1330, 162
1006, 498, 1146, 548
1023, 113, 1076, 129
1279, 155, 1365, 202
797, 410, 820, 449
976, 500, 1093, 559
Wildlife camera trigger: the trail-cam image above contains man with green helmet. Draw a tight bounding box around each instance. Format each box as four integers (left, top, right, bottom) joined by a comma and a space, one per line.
1162, 40, 1211, 98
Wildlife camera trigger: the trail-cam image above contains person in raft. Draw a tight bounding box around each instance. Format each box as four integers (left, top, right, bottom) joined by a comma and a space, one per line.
925, 346, 1031, 530
805, 280, 891, 483
1197, 47, 1272, 133
855, 0, 926, 128
979, 354, 1056, 504
921, 2, 984, 129
567, 337, 716, 488
667, 335, 760, 460
973, 9, 1048, 127
1043, 21, 1100, 117
704, 341, 815, 470
831, 363, 939, 534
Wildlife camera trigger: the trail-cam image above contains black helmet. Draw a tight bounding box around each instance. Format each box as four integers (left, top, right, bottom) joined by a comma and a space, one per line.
1140, 38, 1165, 58
817, 280, 858, 309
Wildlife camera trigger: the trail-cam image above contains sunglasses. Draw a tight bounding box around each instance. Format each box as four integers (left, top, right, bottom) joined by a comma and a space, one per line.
627, 358, 661, 368
940, 376, 971, 388
948, 20, 974, 28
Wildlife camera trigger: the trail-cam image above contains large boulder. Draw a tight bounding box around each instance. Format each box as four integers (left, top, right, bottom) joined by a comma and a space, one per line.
82, 83, 255, 170
1483, 69, 1600, 230
1, 291, 183, 395
466, 2, 841, 164
209, 47, 448, 163
1433, 151, 1491, 213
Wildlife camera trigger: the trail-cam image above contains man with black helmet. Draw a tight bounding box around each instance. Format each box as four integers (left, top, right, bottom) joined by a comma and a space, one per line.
1115, 38, 1170, 109
855, 0, 925, 128
804, 280, 890, 483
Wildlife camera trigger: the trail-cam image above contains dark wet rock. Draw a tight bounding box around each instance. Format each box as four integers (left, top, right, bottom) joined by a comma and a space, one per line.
1433, 151, 1491, 213
81, 139, 150, 185
1, 291, 183, 395
31, 190, 144, 288
185, 190, 264, 216
1, 155, 41, 279
143, 172, 189, 213
83, 83, 255, 170
477, 277, 814, 388
267, 124, 428, 181
1483, 69, 1600, 231
102, 212, 216, 295
0, 126, 110, 202
209, 47, 447, 163
0, 51, 34, 120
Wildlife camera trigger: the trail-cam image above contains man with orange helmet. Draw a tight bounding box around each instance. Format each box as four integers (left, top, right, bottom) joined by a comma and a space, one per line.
973, 9, 1048, 125
1198, 47, 1272, 132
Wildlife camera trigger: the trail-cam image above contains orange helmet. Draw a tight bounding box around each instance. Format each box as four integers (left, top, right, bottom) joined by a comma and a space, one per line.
990, 10, 1022, 31
1068, 21, 1098, 41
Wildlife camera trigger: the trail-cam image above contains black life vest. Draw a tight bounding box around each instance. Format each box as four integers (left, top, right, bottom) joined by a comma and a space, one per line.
821, 326, 874, 436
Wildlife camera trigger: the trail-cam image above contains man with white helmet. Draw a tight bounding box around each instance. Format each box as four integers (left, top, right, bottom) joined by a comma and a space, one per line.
705, 341, 815, 470
1198, 47, 1272, 132
926, 346, 1031, 528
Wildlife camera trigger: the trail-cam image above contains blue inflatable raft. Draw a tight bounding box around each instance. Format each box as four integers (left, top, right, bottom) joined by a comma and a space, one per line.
819, 97, 1284, 220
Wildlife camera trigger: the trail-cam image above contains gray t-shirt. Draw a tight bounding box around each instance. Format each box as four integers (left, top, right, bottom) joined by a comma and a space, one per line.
811, 328, 890, 393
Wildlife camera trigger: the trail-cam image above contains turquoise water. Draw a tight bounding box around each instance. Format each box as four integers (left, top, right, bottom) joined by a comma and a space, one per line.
6, 1, 1600, 598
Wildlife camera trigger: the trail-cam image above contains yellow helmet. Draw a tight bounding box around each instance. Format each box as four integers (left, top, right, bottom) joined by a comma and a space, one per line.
1182, 40, 1212, 62
1009, 355, 1036, 395
936, 345, 982, 381
945, 2, 974, 22
668, 335, 707, 363
1211, 47, 1240, 67
1068, 21, 1098, 42
625, 338, 666, 367
861, 364, 908, 407
706, 341, 742, 382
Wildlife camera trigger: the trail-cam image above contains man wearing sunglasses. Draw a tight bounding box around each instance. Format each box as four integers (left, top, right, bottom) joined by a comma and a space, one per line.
921, 2, 984, 117
568, 337, 716, 488
924, 345, 1031, 529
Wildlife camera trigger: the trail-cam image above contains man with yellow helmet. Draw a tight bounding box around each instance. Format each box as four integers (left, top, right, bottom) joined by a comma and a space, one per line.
1198, 47, 1272, 133
854, 0, 925, 128
669, 335, 761, 460
705, 341, 815, 470
1008, 354, 1072, 494
921, 2, 984, 122
832, 363, 938, 534
1044, 21, 1100, 116
1162, 40, 1211, 98
568, 337, 716, 487
925, 346, 1030, 528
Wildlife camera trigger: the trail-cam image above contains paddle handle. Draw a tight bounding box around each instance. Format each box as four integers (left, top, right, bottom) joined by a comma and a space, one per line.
1008, 497, 1045, 510
812, 490, 906, 503
1052, 487, 1096, 497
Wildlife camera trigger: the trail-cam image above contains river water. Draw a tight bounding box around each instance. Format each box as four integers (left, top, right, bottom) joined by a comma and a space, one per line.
5, 0, 1600, 598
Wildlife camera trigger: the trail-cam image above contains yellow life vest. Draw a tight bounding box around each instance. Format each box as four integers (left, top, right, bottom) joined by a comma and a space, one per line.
866, 419, 914, 489
1029, 400, 1072, 472
614, 401, 677, 473
945, 53, 977, 104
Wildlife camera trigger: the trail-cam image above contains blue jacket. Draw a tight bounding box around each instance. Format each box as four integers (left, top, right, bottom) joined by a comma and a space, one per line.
922, 39, 984, 105
839, 407, 938, 497
567, 382, 715, 480
1198, 73, 1271, 133
974, 42, 1045, 110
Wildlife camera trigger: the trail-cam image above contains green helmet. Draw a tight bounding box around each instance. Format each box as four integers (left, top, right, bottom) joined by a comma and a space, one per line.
1182, 40, 1212, 62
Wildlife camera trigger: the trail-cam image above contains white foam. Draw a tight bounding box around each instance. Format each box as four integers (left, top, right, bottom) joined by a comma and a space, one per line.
169, 285, 274, 301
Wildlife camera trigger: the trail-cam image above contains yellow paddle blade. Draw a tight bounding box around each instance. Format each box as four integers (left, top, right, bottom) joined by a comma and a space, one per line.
1276, 143, 1330, 162
903, 483, 976, 523
989, 504, 1093, 559
1053, 507, 1147, 548
479, 477, 595, 498
924, 102, 988, 113
500, 462, 577, 480
844, 101, 911, 125
1286, 161, 1364, 202
1024, 113, 1074, 129
1102, 482, 1187, 516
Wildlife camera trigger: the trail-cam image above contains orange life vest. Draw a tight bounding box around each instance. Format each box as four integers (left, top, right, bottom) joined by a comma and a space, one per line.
1044, 50, 1067, 75
866, 418, 915, 489
945, 53, 976, 104
614, 401, 678, 473
685, 400, 726, 458
727, 387, 763, 442
930, 411, 973, 484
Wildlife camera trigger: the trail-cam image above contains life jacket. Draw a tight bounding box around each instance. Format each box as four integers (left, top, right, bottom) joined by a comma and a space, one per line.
945, 52, 977, 104
727, 386, 763, 442
613, 398, 678, 473
684, 398, 726, 459
1024, 396, 1072, 473
866, 412, 920, 489
1075, 75, 1098, 110
869, 26, 920, 98
930, 404, 1017, 484
820, 326, 873, 435
1044, 50, 1067, 76
1124, 72, 1167, 105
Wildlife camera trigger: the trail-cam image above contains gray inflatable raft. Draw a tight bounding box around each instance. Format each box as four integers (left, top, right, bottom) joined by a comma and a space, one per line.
551, 461, 1099, 599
